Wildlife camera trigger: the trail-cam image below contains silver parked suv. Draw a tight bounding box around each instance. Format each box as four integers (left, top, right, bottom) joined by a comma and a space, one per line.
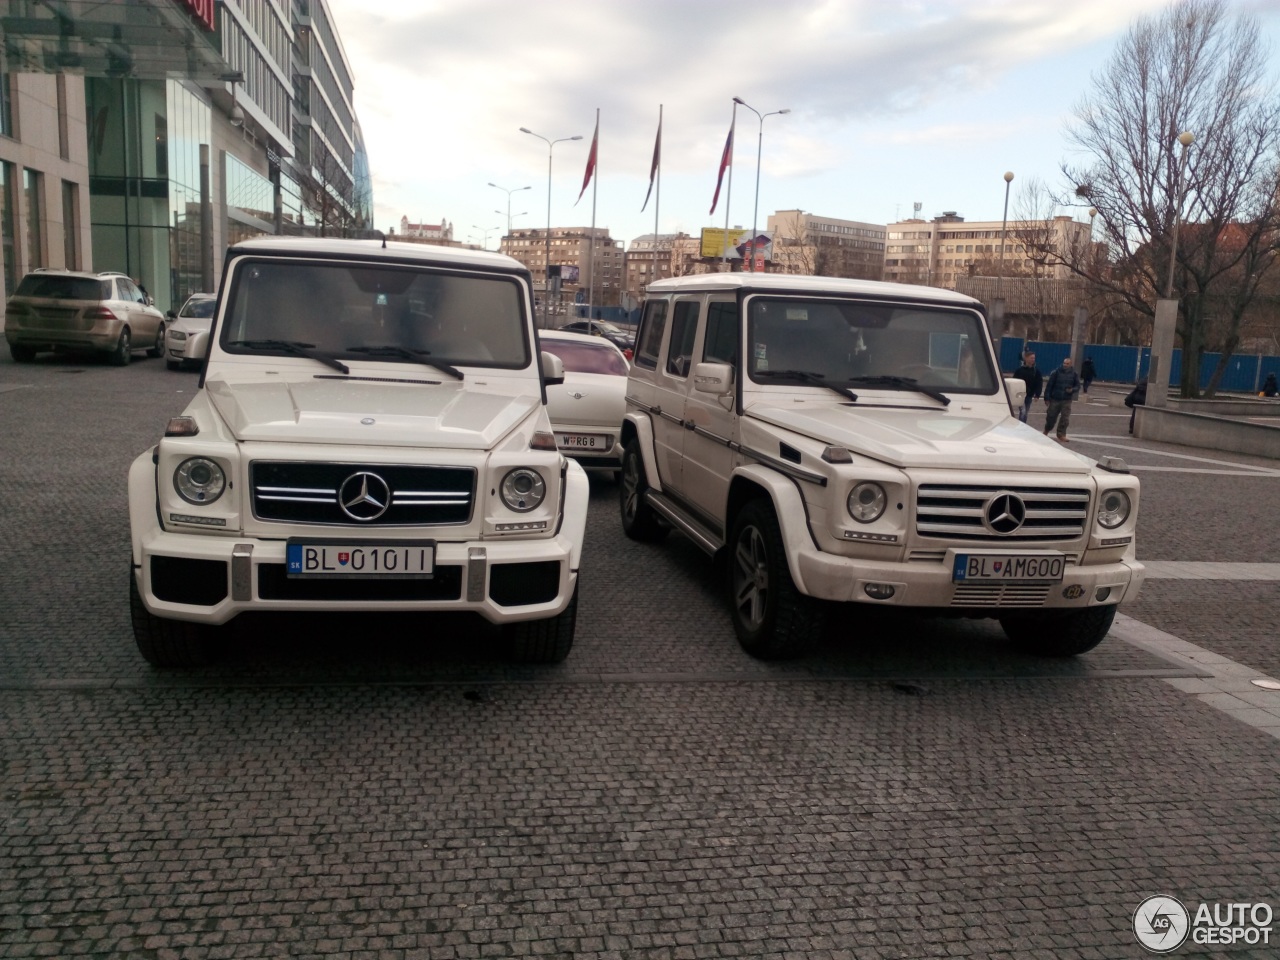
5, 269, 166, 364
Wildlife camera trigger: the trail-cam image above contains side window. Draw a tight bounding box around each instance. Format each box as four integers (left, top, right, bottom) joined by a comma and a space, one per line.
634, 299, 668, 369
115, 278, 135, 302
702, 300, 738, 366
665, 300, 700, 378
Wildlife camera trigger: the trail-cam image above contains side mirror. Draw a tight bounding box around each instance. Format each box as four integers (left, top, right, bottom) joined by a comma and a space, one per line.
165, 310, 177, 320
541, 350, 565, 386
693, 361, 734, 394
1004, 376, 1027, 416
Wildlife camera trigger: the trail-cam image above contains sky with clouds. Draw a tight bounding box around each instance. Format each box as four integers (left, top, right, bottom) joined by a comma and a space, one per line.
324, 0, 1280, 249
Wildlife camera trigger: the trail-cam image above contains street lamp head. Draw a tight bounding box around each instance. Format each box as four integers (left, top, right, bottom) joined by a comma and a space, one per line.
569, 135, 583, 141
1088, 207, 1097, 218
519, 127, 533, 135
1178, 130, 1195, 147
1003, 171, 1015, 183
778, 108, 791, 115
732, 96, 746, 105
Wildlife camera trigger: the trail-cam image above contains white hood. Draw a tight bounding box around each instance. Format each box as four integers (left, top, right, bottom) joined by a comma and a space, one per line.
205, 375, 541, 448
749, 399, 1095, 473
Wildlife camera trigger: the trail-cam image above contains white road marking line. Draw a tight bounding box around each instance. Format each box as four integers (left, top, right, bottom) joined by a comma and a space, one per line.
1114, 615, 1280, 740
1142, 561, 1280, 580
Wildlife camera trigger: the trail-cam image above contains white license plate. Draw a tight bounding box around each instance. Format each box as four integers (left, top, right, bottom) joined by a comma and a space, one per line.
557, 432, 609, 449
286, 541, 435, 578
952, 553, 1065, 583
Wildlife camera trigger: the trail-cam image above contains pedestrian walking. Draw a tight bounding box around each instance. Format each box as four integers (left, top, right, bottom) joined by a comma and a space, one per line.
1080, 356, 1096, 394
1124, 377, 1148, 434
1013, 351, 1043, 424
1044, 356, 1081, 442
1263, 372, 1279, 398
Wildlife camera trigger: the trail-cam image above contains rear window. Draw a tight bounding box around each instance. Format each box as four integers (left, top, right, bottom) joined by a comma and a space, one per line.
540, 338, 628, 376
13, 275, 107, 301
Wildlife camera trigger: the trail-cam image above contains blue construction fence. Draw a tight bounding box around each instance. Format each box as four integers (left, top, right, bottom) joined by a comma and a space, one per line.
998, 337, 1280, 394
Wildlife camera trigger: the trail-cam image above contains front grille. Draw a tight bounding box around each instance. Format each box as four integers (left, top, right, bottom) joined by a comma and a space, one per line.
951, 583, 1051, 607
916, 484, 1089, 542
251, 461, 475, 526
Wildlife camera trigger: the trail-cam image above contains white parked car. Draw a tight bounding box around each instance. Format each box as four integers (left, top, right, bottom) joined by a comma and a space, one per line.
128, 237, 589, 666
537, 329, 628, 473
621, 273, 1144, 660
164, 293, 216, 369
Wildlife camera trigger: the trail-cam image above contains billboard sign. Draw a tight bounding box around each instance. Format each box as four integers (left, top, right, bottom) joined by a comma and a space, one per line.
700, 228, 772, 261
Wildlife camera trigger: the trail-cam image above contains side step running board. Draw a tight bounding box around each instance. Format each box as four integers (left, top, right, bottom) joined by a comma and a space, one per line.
643, 490, 723, 555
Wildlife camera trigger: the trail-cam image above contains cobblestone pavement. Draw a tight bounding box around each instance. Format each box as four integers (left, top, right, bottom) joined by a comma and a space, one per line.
2, 357, 1278, 958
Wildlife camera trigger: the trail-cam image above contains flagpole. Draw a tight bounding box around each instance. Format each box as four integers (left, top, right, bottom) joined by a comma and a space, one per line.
589, 108, 598, 318
654, 104, 661, 270
723, 101, 737, 271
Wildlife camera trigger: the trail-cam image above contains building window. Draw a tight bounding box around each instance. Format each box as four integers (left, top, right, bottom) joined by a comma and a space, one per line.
0, 75, 12, 139
62, 180, 79, 270
57, 74, 69, 159
24, 169, 43, 270
0, 162, 15, 294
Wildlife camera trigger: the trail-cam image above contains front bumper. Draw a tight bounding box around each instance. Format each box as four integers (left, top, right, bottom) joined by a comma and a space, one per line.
130, 456, 589, 627
794, 546, 1144, 611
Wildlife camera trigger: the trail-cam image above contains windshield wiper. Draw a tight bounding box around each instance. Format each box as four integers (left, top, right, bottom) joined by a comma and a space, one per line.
845, 375, 951, 406
345, 345, 464, 380
227, 339, 349, 375
754, 369, 859, 402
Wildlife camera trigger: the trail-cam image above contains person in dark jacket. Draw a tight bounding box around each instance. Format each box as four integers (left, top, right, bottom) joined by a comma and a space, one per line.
1125, 378, 1148, 434
1012, 351, 1043, 423
1044, 357, 1082, 442
1080, 356, 1097, 394
1263, 372, 1279, 398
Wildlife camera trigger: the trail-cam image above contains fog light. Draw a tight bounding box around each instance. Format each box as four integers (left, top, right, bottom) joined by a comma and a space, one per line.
864, 583, 896, 600
1095, 587, 1112, 602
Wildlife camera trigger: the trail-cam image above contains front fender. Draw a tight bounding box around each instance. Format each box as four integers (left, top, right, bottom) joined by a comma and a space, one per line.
730, 462, 819, 594
622, 411, 662, 493
128, 447, 160, 568
562, 458, 590, 570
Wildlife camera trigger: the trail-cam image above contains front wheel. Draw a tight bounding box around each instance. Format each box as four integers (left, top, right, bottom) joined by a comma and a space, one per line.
147, 324, 165, 358
108, 327, 131, 366
129, 570, 212, 666
619, 439, 667, 542
999, 605, 1117, 657
505, 586, 577, 664
9, 343, 36, 362
728, 499, 824, 660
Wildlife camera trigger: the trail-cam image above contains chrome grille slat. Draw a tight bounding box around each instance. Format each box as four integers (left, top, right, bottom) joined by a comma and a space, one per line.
952, 583, 1051, 607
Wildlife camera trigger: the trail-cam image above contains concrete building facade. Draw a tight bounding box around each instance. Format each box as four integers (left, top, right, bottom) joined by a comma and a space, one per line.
767, 209, 885, 281
500, 226, 624, 314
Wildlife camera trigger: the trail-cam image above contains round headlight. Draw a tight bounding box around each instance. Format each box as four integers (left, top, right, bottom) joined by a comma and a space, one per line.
500, 468, 546, 512
174, 457, 226, 504
847, 481, 887, 523
1098, 489, 1131, 529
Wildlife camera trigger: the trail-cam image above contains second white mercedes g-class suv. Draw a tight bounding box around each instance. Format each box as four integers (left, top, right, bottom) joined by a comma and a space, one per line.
128, 237, 588, 666
620, 274, 1143, 659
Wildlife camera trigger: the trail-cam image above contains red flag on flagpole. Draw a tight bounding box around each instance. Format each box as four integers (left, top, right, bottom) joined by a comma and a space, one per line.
641, 111, 662, 212
709, 120, 734, 215
576, 116, 599, 205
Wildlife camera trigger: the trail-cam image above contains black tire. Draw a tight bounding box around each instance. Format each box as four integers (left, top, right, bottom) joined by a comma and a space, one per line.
166, 358, 180, 371
728, 499, 824, 660
619, 439, 668, 542
129, 569, 212, 667
147, 324, 165, 358
109, 327, 131, 366
505, 585, 577, 664
1000, 604, 1117, 657
9, 343, 36, 362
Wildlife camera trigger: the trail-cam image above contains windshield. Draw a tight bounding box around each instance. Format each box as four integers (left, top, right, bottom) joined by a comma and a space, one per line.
540, 337, 629, 376
746, 296, 996, 394
220, 258, 530, 368
180, 297, 216, 319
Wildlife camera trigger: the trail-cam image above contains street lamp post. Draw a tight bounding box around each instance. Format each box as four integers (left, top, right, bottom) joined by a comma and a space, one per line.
996, 171, 1014, 300
488, 182, 531, 236
519, 129, 582, 327
471, 225, 500, 250
1166, 130, 1196, 299
732, 97, 790, 272
1147, 130, 1195, 413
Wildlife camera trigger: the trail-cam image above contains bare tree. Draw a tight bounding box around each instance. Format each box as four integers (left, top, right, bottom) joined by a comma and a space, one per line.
1061, 0, 1280, 397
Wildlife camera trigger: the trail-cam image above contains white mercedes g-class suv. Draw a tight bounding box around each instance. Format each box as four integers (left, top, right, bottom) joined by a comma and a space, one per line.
128, 237, 588, 666
620, 274, 1143, 659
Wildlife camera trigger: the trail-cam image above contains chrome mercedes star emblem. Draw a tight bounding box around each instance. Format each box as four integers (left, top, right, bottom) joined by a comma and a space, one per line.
984, 492, 1026, 535
338, 471, 391, 521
